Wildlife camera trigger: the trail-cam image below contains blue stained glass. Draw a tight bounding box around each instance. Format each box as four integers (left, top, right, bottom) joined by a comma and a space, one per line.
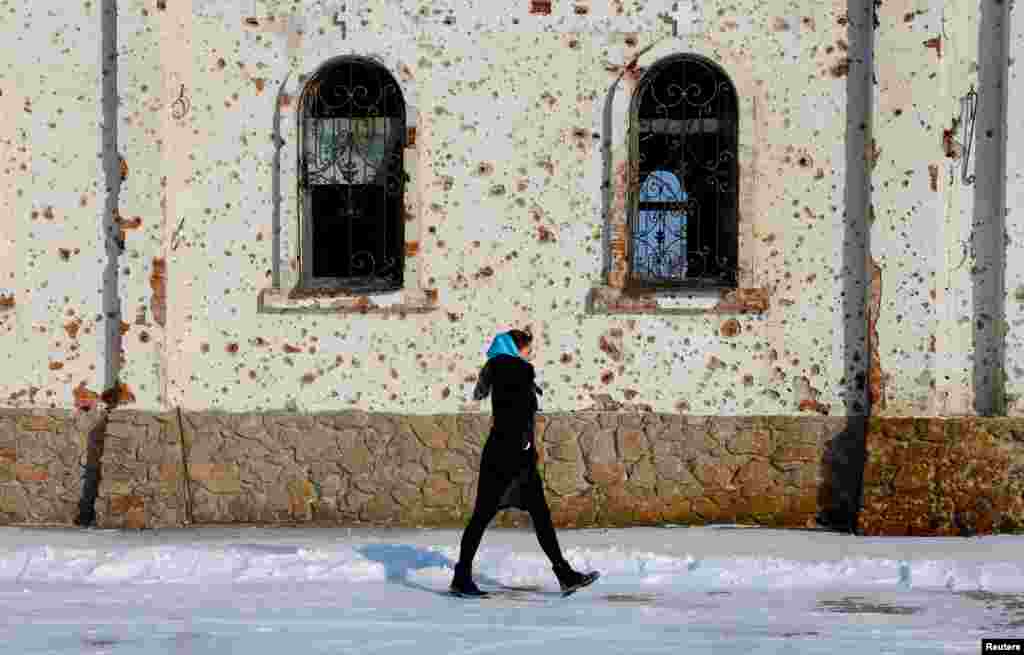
637, 170, 687, 279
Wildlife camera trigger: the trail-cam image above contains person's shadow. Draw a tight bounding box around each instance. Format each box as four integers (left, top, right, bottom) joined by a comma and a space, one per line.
356, 544, 504, 596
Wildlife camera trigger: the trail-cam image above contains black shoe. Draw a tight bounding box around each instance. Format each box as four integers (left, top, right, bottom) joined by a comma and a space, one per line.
552, 562, 600, 594
449, 563, 487, 597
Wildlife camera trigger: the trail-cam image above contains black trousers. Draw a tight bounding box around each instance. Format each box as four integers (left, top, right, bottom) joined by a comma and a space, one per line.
457, 439, 566, 570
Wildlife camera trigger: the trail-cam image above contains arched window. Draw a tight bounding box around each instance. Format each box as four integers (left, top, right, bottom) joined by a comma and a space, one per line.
298, 57, 407, 291
629, 54, 738, 288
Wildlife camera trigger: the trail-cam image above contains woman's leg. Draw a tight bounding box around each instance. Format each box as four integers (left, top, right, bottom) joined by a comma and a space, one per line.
521, 469, 568, 568
456, 469, 504, 568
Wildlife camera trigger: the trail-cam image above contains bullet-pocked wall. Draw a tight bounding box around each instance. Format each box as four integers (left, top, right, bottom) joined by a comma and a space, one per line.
1, 0, 1014, 420
89, 0, 858, 417
0, 3, 107, 409
1005, 0, 1023, 414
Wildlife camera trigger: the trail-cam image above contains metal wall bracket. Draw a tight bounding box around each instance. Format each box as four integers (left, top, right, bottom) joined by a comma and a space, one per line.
959, 85, 978, 186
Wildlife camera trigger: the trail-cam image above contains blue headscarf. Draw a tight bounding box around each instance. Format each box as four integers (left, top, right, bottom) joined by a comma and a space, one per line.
474, 331, 543, 403
485, 332, 525, 361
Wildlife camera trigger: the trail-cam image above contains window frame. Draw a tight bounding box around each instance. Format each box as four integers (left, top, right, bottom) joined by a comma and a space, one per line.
296, 55, 408, 295
625, 52, 740, 292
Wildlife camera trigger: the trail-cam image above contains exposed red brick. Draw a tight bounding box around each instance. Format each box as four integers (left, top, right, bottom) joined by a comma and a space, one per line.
867, 257, 886, 411
149, 257, 166, 328
529, 0, 552, 15
283, 343, 302, 354
226, 342, 239, 354
101, 383, 136, 407
713, 288, 770, 314
943, 128, 962, 159
923, 36, 942, 58
799, 399, 831, 415
115, 214, 142, 230
73, 382, 100, 411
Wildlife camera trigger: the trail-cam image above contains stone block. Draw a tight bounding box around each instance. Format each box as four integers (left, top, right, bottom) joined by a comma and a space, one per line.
580, 428, 617, 465
550, 494, 597, 527
655, 497, 693, 524
689, 455, 736, 490
0, 448, 14, 483
109, 495, 145, 515
588, 463, 626, 486
616, 428, 648, 462
891, 459, 933, 493
881, 417, 917, 440
190, 463, 241, 495
392, 482, 422, 508
0, 487, 19, 514
423, 475, 461, 507
19, 416, 58, 432
729, 429, 772, 457
692, 496, 720, 521
749, 493, 786, 515
387, 431, 424, 464
287, 479, 315, 518
784, 493, 818, 516
546, 440, 580, 461
15, 464, 48, 482
627, 457, 657, 489
544, 460, 587, 496
362, 493, 400, 522
735, 458, 778, 496
772, 444, 819, 464
405, 415, 450, 449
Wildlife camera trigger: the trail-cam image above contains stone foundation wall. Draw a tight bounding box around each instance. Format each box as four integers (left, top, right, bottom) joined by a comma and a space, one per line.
0, 408, 872, 530
81, 410, 861, 530
0, 411, 90, 524
8, 408, 1024, 536
860, 418, 1024, 536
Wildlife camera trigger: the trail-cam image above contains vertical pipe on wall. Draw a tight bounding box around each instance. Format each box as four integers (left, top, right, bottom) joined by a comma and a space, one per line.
824, 0, 875, 533
973, 0, 1011, 415
847, 0, 875, 418
101, 0, 122, 397
78, 0, 122, 526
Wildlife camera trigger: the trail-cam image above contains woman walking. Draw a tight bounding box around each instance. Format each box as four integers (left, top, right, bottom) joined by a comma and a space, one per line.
450, 329, 599, 597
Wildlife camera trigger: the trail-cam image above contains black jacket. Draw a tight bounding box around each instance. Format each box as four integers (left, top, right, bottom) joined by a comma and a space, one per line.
472, 354, 543, 449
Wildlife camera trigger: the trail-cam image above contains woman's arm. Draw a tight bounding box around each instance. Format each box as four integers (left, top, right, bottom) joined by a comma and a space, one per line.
472, 360, 492, 401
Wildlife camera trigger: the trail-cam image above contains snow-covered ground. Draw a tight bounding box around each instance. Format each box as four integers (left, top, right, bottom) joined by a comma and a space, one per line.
2, 525, 1023, 654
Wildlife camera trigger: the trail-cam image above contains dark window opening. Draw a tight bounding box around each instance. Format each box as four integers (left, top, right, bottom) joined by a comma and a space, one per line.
629, 54, 739, 289
299, 57, 406, 291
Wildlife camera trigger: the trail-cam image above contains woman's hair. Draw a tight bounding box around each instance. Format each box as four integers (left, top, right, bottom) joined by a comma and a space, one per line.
507, 329, 533, 350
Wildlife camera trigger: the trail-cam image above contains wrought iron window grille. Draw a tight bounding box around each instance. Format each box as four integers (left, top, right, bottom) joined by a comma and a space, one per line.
627, 54, 740, 289
297, 56, 407, 293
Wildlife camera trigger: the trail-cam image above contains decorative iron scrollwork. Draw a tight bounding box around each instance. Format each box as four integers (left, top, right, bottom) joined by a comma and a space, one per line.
298, 57, 407, 287
629, 54, 739, 287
